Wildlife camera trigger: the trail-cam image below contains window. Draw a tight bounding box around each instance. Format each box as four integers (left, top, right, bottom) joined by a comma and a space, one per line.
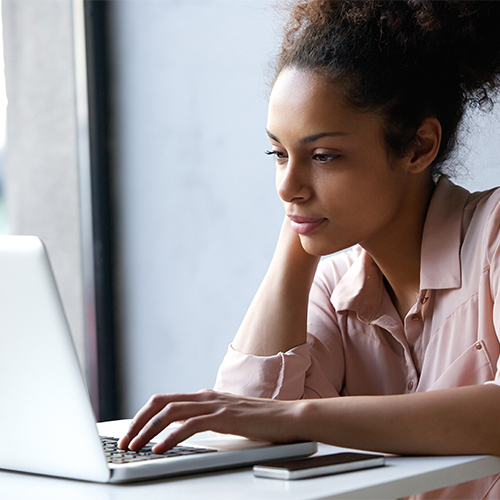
0, 2, 7, 235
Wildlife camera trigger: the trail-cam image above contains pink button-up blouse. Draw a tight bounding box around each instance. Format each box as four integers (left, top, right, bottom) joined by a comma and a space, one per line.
214, 177, 500, 499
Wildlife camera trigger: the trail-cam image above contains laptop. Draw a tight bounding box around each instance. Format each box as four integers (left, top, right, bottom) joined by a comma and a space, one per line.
0, 235, 316, 483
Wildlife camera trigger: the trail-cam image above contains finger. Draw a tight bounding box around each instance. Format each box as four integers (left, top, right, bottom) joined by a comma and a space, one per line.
128, 401, 218, 451
152, 413, 224, 454
119, 392, 206, 449
118, 394, 170, 449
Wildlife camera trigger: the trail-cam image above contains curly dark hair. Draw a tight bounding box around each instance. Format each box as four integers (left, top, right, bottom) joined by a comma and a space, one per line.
274, 0, 500, 176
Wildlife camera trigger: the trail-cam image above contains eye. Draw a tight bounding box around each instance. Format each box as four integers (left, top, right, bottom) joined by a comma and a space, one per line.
313, 153, 340, 163
265, 150, 288, 162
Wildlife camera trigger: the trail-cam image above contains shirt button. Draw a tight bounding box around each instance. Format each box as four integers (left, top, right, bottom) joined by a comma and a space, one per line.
407, 381, 414, 391
420, 296, 429, 305
476, 342, 483, 350
411, 314, 420, 321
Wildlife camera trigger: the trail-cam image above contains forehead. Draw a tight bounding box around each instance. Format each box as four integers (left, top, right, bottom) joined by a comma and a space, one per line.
270, 68, 343, 109
267, 68, 384, 141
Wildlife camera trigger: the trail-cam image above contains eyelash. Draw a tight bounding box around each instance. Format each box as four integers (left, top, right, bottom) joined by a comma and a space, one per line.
313, 153, 340, 162
264, 150, 340, 162
265, 150, 286, 159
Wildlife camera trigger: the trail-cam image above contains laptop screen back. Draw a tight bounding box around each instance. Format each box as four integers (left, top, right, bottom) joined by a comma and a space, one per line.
0, 236, 110, 482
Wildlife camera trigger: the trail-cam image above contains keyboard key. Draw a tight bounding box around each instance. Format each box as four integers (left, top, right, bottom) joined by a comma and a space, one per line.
99, 435, 216, 464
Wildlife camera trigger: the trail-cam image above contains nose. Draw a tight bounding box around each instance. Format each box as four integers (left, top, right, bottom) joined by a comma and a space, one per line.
276, 161, 312, 203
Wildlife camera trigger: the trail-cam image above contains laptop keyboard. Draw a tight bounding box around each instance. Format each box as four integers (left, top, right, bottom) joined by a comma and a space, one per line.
100, 436, 217, 464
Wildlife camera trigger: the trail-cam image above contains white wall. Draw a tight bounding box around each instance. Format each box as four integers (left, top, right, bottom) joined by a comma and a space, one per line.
458, 107, 500, 192
110, 0, 500, 417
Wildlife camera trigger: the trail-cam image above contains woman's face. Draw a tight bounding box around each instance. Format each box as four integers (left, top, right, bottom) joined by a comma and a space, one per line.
267, 68, 419, 256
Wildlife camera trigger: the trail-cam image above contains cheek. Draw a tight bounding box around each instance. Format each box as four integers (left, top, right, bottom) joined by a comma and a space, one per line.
323, 169, 405, 224
352, 175, 410, 229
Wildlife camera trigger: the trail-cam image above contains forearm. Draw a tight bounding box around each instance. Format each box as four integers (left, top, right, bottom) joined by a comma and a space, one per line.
232, 218, 320, 356
121, 385, 500, 456
297, 384, 500, 456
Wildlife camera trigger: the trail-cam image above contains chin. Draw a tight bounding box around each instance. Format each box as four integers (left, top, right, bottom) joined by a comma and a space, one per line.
299, 235, 348, 257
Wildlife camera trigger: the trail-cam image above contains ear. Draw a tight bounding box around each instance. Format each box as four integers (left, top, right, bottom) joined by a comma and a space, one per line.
407, 117, 442, 173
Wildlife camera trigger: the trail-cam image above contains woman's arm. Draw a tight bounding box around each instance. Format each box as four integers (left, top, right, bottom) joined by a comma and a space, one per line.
231, 217, 319, 356
303, 383, 500, 456
120, 384, 500, 456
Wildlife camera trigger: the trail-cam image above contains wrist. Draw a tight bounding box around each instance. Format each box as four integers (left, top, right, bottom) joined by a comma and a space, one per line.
273, 218, 320, 277
288, 399, 316, 442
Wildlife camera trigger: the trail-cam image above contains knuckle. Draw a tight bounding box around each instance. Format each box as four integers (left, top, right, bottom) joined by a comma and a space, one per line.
148, 393, 169, 407
197, 388, 215, 401
164, 401, 177, 413
217, 405, 232, 418
183, 416, 206, 433
159, 402, 180, 421
148, 393, 163, 404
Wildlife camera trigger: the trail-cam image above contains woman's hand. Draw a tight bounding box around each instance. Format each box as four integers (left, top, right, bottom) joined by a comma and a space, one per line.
118, 389, 303, 454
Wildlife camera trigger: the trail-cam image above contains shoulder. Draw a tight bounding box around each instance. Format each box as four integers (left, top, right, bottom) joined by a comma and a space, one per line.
465, 185, 500, 218
463, 186, 500, 263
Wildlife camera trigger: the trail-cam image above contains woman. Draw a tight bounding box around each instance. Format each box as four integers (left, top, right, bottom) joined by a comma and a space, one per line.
120, 1, 500, 497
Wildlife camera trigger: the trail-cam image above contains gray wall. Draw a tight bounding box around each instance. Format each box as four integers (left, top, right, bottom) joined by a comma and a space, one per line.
110, 0, 284, 416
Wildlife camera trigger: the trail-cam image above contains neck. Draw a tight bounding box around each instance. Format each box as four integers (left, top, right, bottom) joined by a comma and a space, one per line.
362, 176, 435, 320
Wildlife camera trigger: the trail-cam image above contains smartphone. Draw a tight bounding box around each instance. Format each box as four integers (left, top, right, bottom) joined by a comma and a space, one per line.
253, 452, 385, 480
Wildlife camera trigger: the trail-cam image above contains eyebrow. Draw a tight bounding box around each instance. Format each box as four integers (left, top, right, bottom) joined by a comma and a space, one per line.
266, 130, 348, 144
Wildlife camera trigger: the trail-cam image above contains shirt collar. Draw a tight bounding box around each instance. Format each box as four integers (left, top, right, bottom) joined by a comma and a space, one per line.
420, 176, 469, 290
331, 177, 470, 317
331, 249, 385, 322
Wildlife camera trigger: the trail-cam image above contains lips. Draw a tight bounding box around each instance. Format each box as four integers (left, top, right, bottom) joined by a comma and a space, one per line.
287, 215, 327, 235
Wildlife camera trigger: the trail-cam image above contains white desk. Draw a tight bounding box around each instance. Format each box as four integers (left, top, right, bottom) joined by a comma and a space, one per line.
3, 421, 500, 500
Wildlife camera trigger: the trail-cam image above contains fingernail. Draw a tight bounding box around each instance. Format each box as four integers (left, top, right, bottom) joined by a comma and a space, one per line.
129, 437, 140, 451
152, 443, 165, 454
118, 436, 129, 449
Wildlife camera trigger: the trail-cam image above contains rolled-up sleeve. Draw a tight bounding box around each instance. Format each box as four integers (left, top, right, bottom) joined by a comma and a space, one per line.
214, 343, 312, 399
